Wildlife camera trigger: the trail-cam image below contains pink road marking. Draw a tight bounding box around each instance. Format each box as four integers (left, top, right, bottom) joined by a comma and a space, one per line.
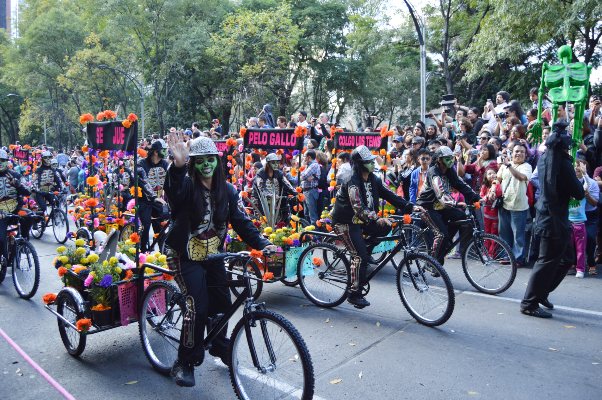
0, 327, 77, 400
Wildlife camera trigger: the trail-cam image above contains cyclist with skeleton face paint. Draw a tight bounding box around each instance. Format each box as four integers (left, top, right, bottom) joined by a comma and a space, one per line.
331, 145, 423, 308
137, 139, 169, 252
164, 134, 277, 387
0, 149, 32, 265
251, 153, 297, 224
416, 146, 480, 265
32, 151, 64, 213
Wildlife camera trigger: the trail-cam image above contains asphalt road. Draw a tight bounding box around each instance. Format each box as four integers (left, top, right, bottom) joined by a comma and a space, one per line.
1, 232, 601, 400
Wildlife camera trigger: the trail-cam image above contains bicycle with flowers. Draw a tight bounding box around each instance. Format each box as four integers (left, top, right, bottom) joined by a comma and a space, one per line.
0, 212, 40, 299
43, 232, 174, 356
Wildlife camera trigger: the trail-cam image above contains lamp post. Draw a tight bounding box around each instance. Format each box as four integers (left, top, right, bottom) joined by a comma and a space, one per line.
97, 65, 145, 137
402, 0, 427, 121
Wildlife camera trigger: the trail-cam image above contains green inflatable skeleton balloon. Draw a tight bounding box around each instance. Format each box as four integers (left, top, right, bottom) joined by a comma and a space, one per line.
529, 45, 592, 158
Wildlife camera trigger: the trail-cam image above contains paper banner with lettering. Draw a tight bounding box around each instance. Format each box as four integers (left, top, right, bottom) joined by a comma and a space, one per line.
214, 140, 229, 154
334, 132, 387, 151
86, 121, 138, 152
12, 148, 30, 161
243, 129, 303, 150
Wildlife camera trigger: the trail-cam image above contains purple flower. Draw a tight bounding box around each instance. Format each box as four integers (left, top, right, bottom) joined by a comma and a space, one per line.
99, 274, 113, 288
225, 234, 232, 244
292, 150, 300, 156
293, 239, 300, 247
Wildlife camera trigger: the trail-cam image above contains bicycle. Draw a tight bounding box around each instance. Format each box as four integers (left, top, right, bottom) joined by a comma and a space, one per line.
0, 212, 41, 299
30, 192, 70, 244
118, 212, 171, 252
296, 214, 455, 327
138, 251, 315, 399
401, 204, 517, 294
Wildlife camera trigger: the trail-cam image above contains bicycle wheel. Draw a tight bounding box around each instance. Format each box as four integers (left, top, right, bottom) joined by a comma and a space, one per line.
12, 240, 40, 299
399, 224, 430, 253
30, 215, 45, 239
52, 210, 69, 244
229, 309, 314, 400
297, 242, 350, 307
462, 233, 517, 294
226, 258, 263, 300
0, 255, 7, 284
56, 290, 87, 356
395, 252, 454, 327
139, 281, 182, 375
120, 223, 136, 242
76, 227, 94, 248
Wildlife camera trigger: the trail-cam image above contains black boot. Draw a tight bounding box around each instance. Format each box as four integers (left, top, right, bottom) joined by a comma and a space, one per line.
347, 292, 370, 308
171, 359, 195, 387
209, 339, 232, 367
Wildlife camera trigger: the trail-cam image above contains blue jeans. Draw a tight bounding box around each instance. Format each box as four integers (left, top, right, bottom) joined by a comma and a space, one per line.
498, 208, 528, 263
304, 188, 320, 225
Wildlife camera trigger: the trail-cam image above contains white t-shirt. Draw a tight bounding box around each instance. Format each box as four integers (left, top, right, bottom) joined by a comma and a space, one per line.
498, 162, 532, 211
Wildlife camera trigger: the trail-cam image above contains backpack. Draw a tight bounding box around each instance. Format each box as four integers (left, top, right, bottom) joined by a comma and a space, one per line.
527, 181, 535, 208
317, 165, 328, 190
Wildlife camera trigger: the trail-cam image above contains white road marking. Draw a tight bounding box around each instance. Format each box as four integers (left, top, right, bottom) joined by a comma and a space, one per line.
459, 290, 602, 317
213, 359, 328, 400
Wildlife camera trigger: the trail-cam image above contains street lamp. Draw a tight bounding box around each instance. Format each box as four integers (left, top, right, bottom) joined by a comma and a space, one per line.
402, 0, 427, 121
97, 65, 145, 137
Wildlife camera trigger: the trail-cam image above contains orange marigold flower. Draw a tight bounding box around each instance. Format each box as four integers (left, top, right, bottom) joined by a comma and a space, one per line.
312, 257, 323, 266
84, 198, 99, 208
379, 149, 387, 156
127, 113, 138, 122
130, 232, 140, 244
79, 113, 94, 125
326, 224, 333, 232
96, 111, 106, 121
295, 187, 302, 193
162, 273, 174, 281
241, 191, 249, 198
294, 126, 307, 138
297, 193, 306, 202
137, 148, 148, 158
58, 267, 68, 277
239, 127, 247, 137
42, 293, 57, 304
8, 144, 16, 150
125, 270, 134, 280
226, 138, 237, 147
91, 304, 111, 311
104, 110, 117, 119
403, 214, 412, 225
130, 187, 143, 197
263, 272, 274, 281
76, 318, 92, 332
249, 249, 263, 259
122, 119, 132, 129
82, 145, 88, 153
18, 210, 28, 217
86, 176, 100, 186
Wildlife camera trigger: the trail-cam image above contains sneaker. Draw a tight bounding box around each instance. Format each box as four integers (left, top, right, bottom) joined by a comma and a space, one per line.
209, 339, 232, 367
521, 307, 552, 318
171, 359, 195, 387
576, 271, 585, 278
347, 292, 370, 308
540, 299, 554, 310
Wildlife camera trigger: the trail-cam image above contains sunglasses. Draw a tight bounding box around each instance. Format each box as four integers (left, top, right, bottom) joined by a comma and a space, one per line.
419, 157, 431, 161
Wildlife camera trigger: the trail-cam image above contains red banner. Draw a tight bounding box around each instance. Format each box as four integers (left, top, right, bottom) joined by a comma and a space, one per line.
12, 149, 30, 161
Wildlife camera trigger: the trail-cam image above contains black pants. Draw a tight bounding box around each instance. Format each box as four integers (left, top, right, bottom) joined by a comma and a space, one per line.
0, 215, 31, 261
424, 207, 472, 265
138, 201, 164, 252
521, 229, 574, 311
34, 192, 55, 213
334, 222, 390, 293
169, 252, 231, 366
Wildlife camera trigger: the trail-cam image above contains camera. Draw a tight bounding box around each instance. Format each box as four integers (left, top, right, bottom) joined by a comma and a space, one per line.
440, 94, 456, 114
497, 111, 507, 119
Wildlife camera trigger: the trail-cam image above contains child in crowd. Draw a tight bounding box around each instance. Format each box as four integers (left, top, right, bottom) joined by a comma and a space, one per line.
568, 175, 588, 278
480, 168, 501, 254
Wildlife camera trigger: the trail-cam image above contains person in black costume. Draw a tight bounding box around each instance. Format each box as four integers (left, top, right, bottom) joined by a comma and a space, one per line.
164, 134, 277, 387
520, 121, 585, 318
331, 145, 423, 308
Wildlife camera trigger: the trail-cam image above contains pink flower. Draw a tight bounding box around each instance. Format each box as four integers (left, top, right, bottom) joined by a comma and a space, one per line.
119, 184, 124, 191
84, 273, 94, 287
138, 253, 147, 264
227, 162, 232, 168
94, 218, 100, 228
238, 144, 244, 152
328, 186, 334, 192
127, 199, 136, 211
218, 152, 224, 157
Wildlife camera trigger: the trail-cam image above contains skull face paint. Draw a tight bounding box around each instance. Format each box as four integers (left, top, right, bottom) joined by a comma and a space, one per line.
0, 160, 8, 172
194, 156, 218, 178
441, 156, 455, 169
268, 161, 280, 170
363, 161, 375, 173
